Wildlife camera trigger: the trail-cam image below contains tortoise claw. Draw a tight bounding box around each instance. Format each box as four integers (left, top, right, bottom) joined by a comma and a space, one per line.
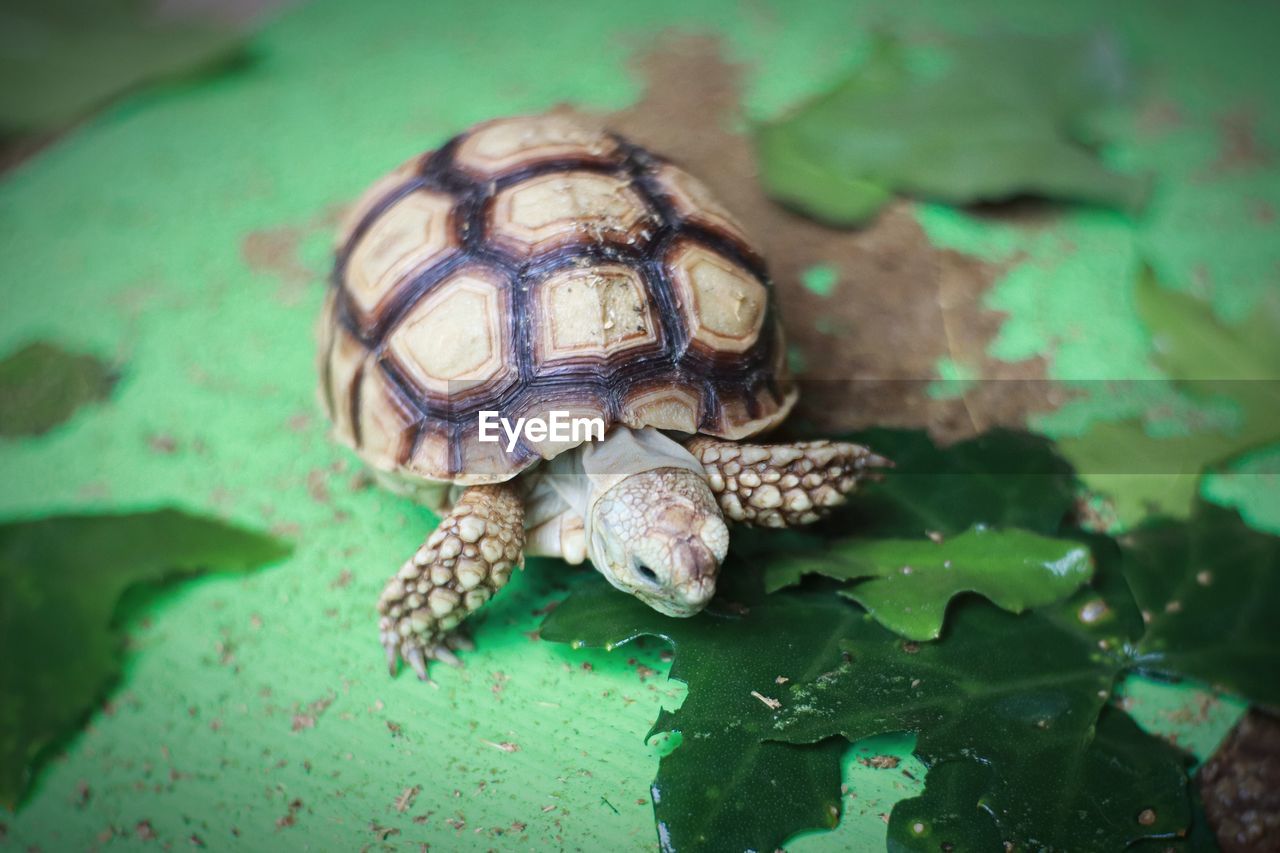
446, 632, 475, 653
433, 645, 462, 667
385, 642, 399, 677
404, 646, 431, 682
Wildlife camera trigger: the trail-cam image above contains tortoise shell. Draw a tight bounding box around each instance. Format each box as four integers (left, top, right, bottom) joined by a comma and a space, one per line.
318, 114, 796, 485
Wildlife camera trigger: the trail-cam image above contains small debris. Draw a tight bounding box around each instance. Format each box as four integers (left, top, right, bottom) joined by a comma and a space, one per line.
926, 530, 944, 543
859, 755, 901, 770
601, 797, 619, 814
276, 798, 303, 829
481, 740, 520, 753
901, 641, 920, 654
330, 569, 354, 589
292, 693, 336, 732
74, 780, 91, 808
1137, 808, 1156, 826
750, 690, 782, 710
370, 821, 400, 841
147, 434, 179, 454
1196, 570, 1213, 586
135, 820, 157, 841
541, 805, 556, 813
386, 721, 403, 738
775, 676, 789, 685
306, 469, 331, 503
394, 786, 420, 813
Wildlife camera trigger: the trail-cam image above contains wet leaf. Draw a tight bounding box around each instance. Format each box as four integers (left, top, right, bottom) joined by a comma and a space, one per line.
764, 526, 1093, 640
0, 510, 291, 809
1059, 267, 1280, 527
755, 35, 1146, 226
0, 0, 244, 133
1122, 499, 1280, 707
541, 577, 852, 853
0, 342, 116, 437
834, 428, 1079, 538
887, 709, 1191, 852
769, 595, 1190, 850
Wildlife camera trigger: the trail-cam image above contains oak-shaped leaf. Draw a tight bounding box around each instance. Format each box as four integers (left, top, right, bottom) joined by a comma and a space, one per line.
835, 428, 1079, 539
0, 510, 291, 809
755, 35, 1146, 226
886, 709, 1191, 852
764, 526, 1093, 640
769, 590, 1190, 850
1122, 498, 1280, 707
541, 575, 854, 853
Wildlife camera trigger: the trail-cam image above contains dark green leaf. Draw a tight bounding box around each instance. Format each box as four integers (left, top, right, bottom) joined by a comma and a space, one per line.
835, 428, 1078, 538
1122, 499, 1280, 707
769, 596, 1188, 850
0, 0, 244, 133
888, 709, 1191, 852
765, 526, 1093, 640
541, 576, 854, 853
755, 35, 1147, 226
0, 342, 116, 437
0, 510, 291, 809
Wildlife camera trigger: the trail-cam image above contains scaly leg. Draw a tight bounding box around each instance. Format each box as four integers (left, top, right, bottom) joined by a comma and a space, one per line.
686, 437, 890, 528
377, 482, 525, 681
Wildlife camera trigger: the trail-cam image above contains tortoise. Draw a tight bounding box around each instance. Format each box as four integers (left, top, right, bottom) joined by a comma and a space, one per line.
318, 114, 887, 680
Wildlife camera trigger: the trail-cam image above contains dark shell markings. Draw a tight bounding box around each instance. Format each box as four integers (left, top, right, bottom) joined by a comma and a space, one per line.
319, 115, 795, 484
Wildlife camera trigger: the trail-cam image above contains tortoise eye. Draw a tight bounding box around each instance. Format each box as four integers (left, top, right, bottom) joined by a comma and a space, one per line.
634, 561, 660, 585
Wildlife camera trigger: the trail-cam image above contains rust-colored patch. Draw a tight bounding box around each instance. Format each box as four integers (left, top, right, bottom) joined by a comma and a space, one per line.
570, 34, 1055, 440
1206, 107, 1272, 175
242, 204, 343, 306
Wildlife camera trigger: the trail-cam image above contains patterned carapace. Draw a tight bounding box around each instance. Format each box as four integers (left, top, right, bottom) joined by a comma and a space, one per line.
319, 114, 796, 484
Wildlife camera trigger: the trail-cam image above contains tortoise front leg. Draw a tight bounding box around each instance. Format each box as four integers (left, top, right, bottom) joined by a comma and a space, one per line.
686, 437, 890, 529
377, 482, 525, 681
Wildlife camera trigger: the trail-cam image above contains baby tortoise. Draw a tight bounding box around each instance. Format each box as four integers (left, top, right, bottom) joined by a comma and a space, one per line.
318, 114, 888, 680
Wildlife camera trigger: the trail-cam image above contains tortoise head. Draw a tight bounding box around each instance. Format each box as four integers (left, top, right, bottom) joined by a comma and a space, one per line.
589, 467, 730, 616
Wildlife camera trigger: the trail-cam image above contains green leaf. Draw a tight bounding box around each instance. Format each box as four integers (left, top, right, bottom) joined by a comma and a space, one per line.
540, 577, 854, 853
887, 709, 1191, 852
836, 428, 1079, 538
755, 35, 1147, 226
0, 510, 291, 809
767, 526, 1092, 640
0, 0, 245, 133
1122, 499, 1280, 707
769, 597, 1190, 850
0, 342, 116, 437
1059, 267, 1280, 527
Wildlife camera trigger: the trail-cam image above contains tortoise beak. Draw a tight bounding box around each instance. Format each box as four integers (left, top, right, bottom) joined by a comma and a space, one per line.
663, 538, 719, 615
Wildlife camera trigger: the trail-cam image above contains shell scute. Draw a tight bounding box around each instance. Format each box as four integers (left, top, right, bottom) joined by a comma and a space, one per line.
488, 171, 653, 258
322, 114, 796, 484
346, 189, 456, 316
386, 266, 514, 399
666, 241, 768, 355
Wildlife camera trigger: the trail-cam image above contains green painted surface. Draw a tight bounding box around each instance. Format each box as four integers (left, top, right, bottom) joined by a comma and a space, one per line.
799, 264, 838, 298
1, 0, 1276, 848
